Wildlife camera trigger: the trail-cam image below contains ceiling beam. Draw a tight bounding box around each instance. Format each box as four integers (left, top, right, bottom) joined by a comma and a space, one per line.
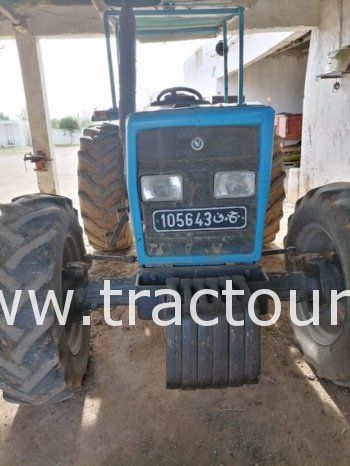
242, 0, 321, 32
0, 0, 322, 38
90, 0, 105, 17
0, 0, 26, 32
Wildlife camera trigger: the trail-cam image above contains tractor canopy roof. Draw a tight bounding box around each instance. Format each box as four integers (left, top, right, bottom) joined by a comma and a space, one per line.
105, 1, 242, 42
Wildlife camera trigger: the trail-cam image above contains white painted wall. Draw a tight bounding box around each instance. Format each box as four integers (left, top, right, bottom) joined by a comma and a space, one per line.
0, 121, 82, 147
52, 128, 83, 145
184, 31, 308, 106
0, 120, 29, 147
300, 0, 350, 193
225, 50, 308, 114
184, 39, 220, 98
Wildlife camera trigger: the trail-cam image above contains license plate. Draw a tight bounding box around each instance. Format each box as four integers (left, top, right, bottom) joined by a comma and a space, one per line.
153, 206, 247, 232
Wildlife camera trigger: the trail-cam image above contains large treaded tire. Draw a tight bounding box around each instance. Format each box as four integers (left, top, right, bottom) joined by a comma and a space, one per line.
284, 182, 350, 385
0, 194, 90, 405
78, 123, 133, 252
264, 139, 286, 244
166, 276, 260, 389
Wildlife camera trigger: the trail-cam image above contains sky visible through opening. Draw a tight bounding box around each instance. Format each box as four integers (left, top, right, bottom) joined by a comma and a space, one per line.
0, 37, 203, 121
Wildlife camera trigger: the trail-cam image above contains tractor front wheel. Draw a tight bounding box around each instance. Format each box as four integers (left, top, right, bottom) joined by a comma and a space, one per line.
0, 194, 90, 405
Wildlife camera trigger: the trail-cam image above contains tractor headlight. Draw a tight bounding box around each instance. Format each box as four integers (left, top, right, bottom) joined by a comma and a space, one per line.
214, 171, 255, 198
140, 174, 183, 202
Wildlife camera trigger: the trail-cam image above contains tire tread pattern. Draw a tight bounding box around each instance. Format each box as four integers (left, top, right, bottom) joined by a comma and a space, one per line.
78, 123, 133, 252
0, 194, 89, 405
264, 138, 286, 244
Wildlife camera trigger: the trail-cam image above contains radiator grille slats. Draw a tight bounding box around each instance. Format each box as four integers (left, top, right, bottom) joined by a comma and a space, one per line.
137, 126, 259, 257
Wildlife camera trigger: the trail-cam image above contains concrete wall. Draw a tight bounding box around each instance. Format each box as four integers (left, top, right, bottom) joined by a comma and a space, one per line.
0, 120, 29, 147
300, 0, 350, 193
0, 122, 82, 147
184, 32, 299, 98
52, 128, 83, 145
184, 39, 220, 98
184, 31, 308, 110
224, 50, 308, 114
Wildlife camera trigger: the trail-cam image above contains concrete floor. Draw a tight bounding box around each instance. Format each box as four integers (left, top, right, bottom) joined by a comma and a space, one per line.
1, 147, 350, 465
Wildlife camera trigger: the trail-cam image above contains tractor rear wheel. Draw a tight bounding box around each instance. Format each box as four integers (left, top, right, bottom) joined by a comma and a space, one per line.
78, 123, 133, 252
0, 194, 90, 405
285, 183, 350, 386
264, 138, 286, 244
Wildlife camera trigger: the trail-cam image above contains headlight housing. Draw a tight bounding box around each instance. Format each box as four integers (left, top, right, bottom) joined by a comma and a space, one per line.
214, 171, 255, 198
140, 174, 183, 202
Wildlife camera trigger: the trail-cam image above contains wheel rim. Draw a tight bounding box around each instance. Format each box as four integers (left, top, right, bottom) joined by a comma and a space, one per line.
62, 233, 84, 357
294, 222, 346, 346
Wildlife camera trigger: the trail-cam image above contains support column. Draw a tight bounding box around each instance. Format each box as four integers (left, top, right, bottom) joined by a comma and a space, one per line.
15, 29, 59, 194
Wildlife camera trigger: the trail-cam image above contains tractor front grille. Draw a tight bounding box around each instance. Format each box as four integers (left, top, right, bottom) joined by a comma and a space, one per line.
137, 125, 260, 257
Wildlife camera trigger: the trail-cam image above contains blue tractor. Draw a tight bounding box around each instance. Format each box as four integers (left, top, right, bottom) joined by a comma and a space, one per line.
0, 1, 349, 404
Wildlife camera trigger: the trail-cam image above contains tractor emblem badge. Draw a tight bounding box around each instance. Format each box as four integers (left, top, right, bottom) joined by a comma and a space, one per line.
191, 137, 204, 151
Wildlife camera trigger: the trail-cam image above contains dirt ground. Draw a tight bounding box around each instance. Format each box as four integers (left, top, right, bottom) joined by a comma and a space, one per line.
1, 147, 350, 466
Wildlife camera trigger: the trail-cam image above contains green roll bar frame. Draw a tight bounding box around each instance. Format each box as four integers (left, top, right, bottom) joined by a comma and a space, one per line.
103, 4, 245, 122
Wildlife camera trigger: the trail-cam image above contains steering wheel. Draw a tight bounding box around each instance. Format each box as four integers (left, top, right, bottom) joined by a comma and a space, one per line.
156, 87, 204, 104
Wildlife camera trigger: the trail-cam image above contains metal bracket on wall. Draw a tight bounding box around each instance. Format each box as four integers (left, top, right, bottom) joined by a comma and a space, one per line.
317, 71, 350, 79
23, 151, 52, 172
